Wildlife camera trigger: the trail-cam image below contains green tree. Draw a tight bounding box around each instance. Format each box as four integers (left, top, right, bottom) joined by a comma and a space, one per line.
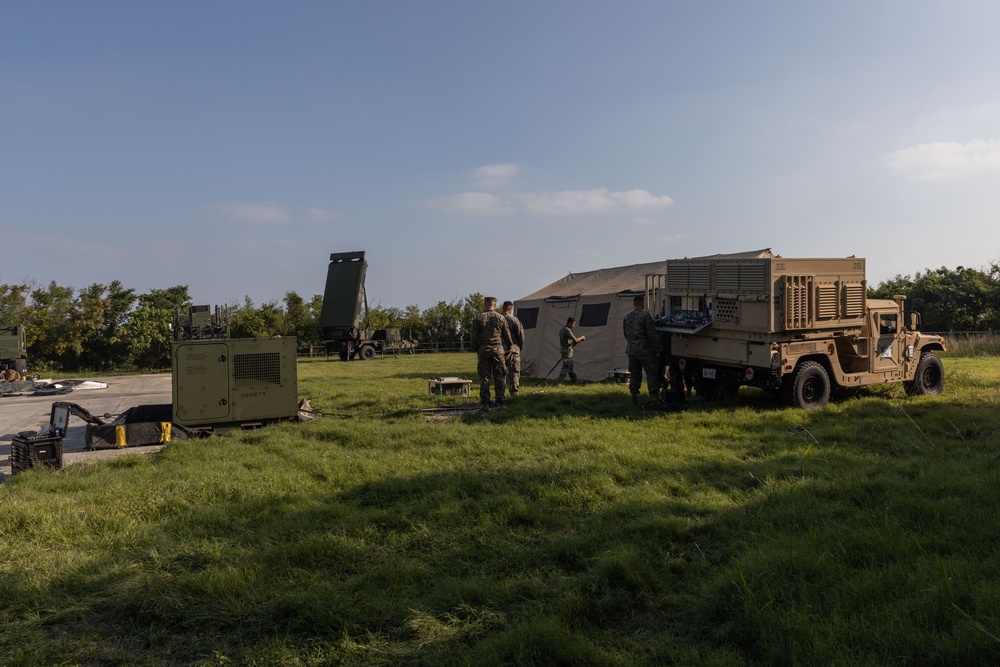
0, 282, 31, 324
24, 281, 80, 370
460, 293, 485, 344
421, 300, 464, 343
870, 266, 1000, 332
77, 281, 137, 370
284, 291, 322, 349
230, 297, 285, 339
123, 286, 191, 369
367, 303, 405, 331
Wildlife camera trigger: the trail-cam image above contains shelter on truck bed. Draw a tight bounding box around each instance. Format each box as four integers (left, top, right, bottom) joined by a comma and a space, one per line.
515, 261, 665, 382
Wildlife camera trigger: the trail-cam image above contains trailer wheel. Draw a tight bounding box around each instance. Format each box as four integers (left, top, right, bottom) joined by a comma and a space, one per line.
338, 349, 349, 361
359, 345, 376, 361
905, 353, 944, 396
783, 361, 830, 409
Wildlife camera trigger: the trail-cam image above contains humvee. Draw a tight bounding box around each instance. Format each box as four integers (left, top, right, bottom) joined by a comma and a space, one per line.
647, 251, 946, 409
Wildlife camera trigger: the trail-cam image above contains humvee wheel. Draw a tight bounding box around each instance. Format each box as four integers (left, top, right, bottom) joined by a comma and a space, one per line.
905, 353, 944, 396
359, 345, 376, 361
783, 361, 830, 409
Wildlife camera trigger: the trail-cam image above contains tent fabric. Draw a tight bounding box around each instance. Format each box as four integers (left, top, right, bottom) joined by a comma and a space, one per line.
514, 250, 776, 383
515, 261, 666, 382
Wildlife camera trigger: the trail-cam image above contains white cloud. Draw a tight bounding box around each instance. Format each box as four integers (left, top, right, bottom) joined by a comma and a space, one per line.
304, 207, 339, 221
428, 192, 515, 215
216, 201, 338, 223
887, 139, 1000, 180
471, 163, 520, 189
431, 187, 673, 217
518, 188, 674, 215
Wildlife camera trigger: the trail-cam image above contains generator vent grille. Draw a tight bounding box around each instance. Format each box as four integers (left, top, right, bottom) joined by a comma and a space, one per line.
234, 352, 281, 387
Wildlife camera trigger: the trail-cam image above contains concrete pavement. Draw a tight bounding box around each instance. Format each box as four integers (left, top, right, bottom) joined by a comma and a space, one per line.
0, 373, 173, 481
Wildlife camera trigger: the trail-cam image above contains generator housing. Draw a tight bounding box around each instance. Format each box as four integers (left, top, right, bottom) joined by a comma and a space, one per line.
172, 336, 298, 431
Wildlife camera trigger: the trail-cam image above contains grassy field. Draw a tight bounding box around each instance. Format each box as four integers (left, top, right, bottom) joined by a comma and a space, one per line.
1, 353, 999, 665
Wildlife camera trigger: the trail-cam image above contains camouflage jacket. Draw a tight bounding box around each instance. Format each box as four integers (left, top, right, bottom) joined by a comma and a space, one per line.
470, 310, 512, 354
503, 313, 525, 352
623, 308, 662, 357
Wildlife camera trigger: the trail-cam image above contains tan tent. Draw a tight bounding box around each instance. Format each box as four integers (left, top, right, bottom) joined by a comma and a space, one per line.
514, 261, 666, 382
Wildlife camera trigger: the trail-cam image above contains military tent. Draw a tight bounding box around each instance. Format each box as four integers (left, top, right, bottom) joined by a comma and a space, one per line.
514, 261, 666, 383
513, 250, 775, 383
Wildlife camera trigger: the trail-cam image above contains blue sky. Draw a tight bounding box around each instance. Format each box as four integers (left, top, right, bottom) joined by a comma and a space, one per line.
3, 1, 999, 310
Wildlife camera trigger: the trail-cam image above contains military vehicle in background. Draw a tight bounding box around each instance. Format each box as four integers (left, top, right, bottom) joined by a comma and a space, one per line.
647, 251, 946, 409
174, 304, 231, 340
1, 323, 28, 381
319, 251, 418, 360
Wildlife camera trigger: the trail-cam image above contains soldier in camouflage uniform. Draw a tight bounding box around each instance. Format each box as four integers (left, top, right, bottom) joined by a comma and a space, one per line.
623, 295, 663, 405
470, 296, 513, 411
555, 317, 586, 382
501, 301, 525, 395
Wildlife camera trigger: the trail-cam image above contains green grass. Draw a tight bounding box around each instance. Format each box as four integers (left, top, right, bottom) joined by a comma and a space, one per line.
2, 354, 1000, 665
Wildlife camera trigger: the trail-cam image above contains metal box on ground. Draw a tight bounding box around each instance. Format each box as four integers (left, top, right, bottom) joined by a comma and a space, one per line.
427, 377, 472, 396
606, 369, 631, 384
86, 404, 192, 449
10, 435, 63, 474
172, 337, 299, 431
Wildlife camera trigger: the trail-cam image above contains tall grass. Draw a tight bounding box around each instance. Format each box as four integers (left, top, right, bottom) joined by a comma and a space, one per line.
941, 333, 1000, 357
1, 354, 999, 665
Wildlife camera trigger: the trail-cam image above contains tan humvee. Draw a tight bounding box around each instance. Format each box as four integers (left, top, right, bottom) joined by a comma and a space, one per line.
646, 251, 946, 409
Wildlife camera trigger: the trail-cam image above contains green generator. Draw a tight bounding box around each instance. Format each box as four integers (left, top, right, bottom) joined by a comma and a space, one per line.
172, 337, 299, 431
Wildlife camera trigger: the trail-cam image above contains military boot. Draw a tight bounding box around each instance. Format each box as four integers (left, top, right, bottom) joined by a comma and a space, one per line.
630, 393, 639, 405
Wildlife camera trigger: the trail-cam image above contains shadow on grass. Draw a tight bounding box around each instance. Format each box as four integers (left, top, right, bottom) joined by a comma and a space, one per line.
3, 396, 999, 666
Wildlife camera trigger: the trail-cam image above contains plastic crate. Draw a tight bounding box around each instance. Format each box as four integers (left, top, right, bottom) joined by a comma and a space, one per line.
10, 435, 64, 474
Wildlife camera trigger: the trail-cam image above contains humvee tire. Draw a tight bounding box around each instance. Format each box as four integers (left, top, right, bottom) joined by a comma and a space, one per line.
905, 353, 944, 396
783, 361, 830, 409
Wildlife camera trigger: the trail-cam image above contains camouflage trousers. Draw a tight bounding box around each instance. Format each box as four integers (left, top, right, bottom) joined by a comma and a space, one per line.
477, 350, 507, 405
505, 349, 521, 393
555, 354, 576, 382
628, 353, 661, 397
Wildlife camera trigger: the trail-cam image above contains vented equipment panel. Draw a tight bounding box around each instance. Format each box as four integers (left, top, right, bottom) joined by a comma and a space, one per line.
714, 299, 739, 323
234, 352, 282, 386
667, 263, 712, 291
784, 275, 813, 329
816, 284, 838, 319
843, 283, 865, 318
715, 263, 767, 293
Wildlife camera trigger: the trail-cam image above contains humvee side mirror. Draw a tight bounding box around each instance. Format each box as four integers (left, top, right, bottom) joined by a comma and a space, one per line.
908, 312, 921, 331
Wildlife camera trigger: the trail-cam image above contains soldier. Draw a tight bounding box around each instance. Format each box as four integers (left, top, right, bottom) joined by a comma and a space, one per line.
623, 295, 663, 406
470, 296, 513, 411
555, 317, 585, 383
501, 301, 525, 395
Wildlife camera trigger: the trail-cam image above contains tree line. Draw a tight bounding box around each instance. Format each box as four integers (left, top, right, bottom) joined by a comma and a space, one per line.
867, 263, 1000, 332
0, 279, 485, 373
3, 263, 997, 373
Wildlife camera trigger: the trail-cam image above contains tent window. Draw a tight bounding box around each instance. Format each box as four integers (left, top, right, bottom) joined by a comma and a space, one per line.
579, 302, 611, 327
517, 307, 539, 329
